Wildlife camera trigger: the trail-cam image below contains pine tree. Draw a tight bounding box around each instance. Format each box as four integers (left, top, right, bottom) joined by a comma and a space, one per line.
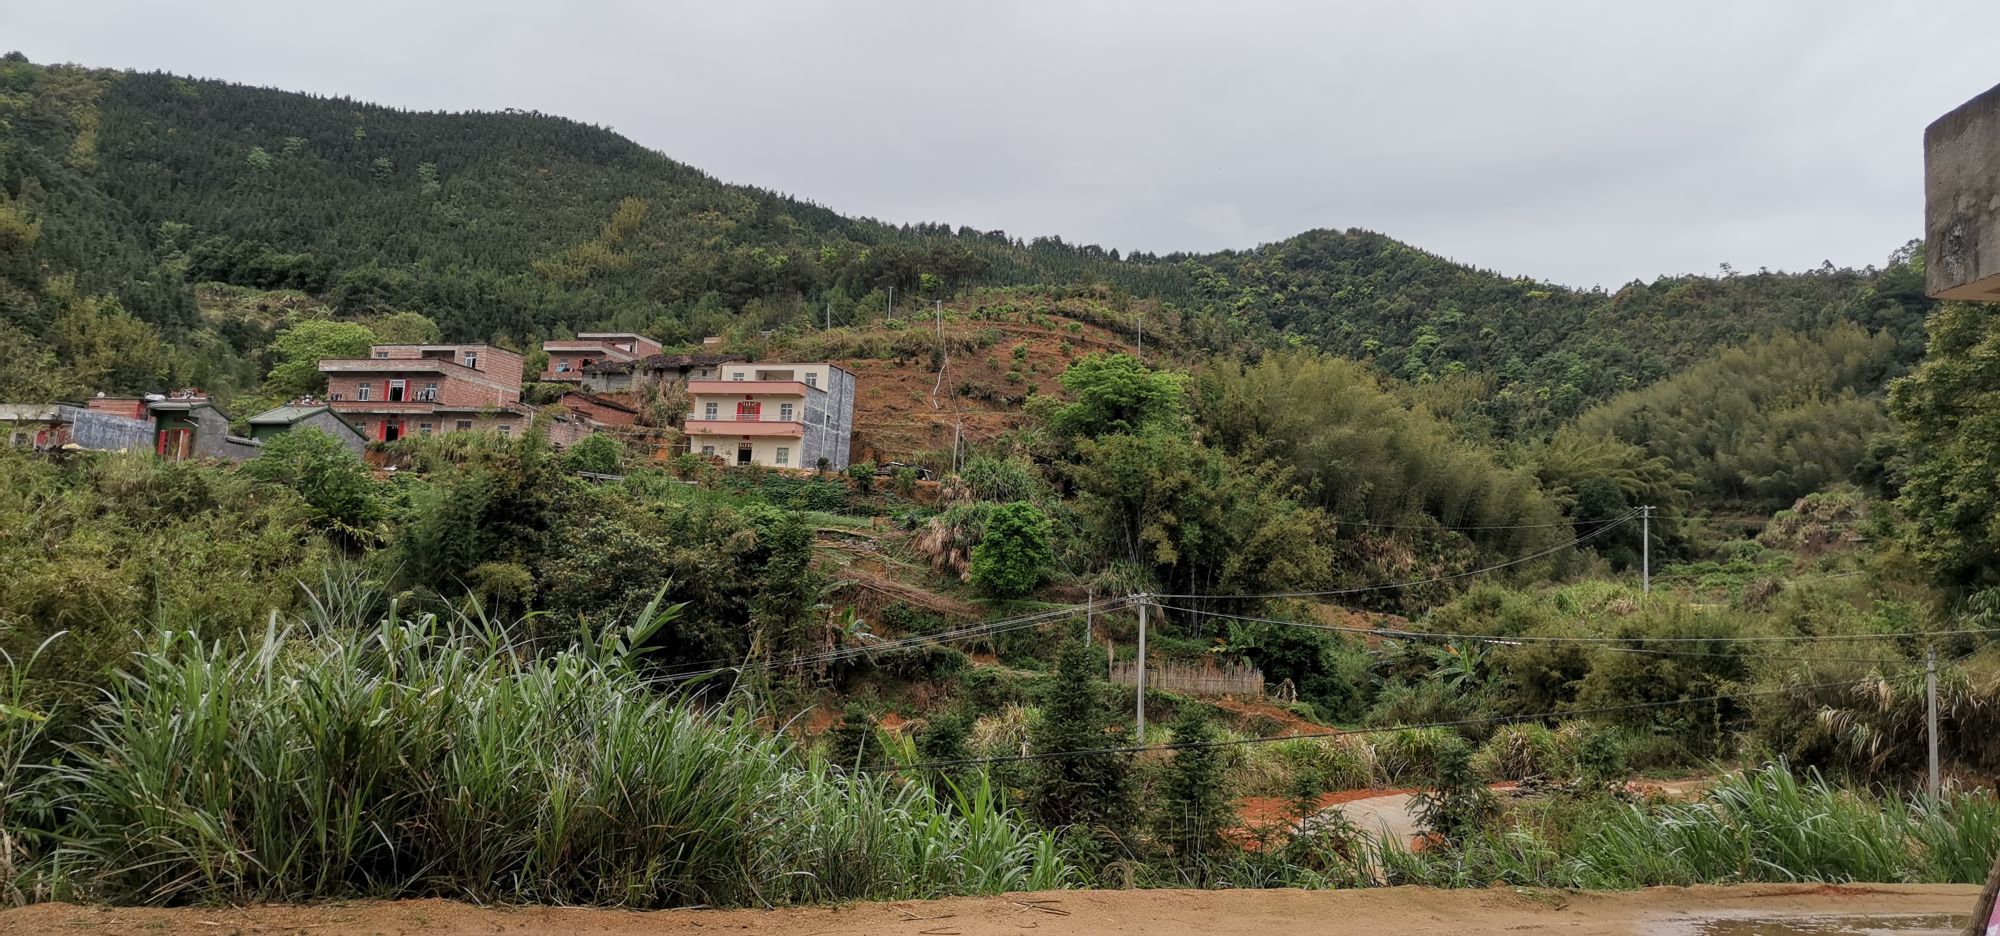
1150, 704, 1232, 865
1028, 635, 1134, 836
1410, 735, 1496, 844
826, 702, 881, 772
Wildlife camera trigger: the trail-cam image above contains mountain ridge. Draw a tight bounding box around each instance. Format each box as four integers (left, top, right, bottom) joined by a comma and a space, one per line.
0, 55, 1933, 433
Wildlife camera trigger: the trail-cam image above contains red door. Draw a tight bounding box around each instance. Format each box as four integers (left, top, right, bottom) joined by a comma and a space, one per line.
156, 428, 192, 461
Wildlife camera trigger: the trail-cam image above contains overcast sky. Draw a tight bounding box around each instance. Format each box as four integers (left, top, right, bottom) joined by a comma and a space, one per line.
9, 1, 1997, 287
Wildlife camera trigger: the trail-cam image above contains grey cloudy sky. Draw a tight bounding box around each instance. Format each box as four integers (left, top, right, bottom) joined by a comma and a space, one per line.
9, 0, 1998, 287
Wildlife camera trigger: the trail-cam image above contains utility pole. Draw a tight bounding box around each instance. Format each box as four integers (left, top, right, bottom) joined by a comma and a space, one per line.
1136, 313, 1144, 359
1927, 645, 1941, 799
826, 301, 832, 330
1640, 504, 1653, 594
887, 285, 895, 321
1134, 595, 1149, 741
1085, 590, 1094, 643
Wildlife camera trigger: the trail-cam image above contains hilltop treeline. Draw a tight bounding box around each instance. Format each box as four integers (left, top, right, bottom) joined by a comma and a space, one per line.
0, 56, 1936, 437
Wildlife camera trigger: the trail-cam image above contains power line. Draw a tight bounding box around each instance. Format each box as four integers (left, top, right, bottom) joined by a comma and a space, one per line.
642, 598, 1128, 686
1152, 602, 2000, 647
1152, 603, 1913, 666
865, 676, 1880, 773
1335, 514, 1633, 532
1152, 512, 1638, 601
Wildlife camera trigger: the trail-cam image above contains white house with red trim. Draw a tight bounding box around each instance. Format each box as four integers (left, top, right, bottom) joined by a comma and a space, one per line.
684, 362, 855, 469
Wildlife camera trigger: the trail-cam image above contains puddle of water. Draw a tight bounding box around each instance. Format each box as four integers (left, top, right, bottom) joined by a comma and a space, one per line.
1647, 912, 1966, 936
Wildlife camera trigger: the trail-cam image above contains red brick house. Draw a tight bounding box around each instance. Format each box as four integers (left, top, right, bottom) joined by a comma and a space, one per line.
541, 333, 663, 383
544, 391, 641, 449
320, 344, 528, 442
558, 391, 638, 427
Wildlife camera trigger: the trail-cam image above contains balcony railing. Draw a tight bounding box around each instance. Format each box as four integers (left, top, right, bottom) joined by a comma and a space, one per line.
685, 418, 804, 437
687, 379, 815, 396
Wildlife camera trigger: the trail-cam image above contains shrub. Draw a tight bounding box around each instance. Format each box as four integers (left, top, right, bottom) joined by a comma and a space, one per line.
1471, 723, 1574, 783
827, 702, 886, 772
241, 427, 385, 536
560, 432, 623, 475
968, 502, 1055, 597
847, 461, 876, 493
867, 644, 968, 682
1372, 727, 1461, 785
1409, 735, 1496, 844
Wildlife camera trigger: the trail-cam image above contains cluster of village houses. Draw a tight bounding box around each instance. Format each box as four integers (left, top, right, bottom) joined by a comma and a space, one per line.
1, 333, 857, 471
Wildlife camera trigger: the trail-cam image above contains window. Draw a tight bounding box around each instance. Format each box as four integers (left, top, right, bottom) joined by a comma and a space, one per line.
497, 424, 511, 436
455, 419, 473, 431
463, 351, 479, 369
331, 392, 345, 401
730, 372, 745, 381
374, 350, 389, 359
420, 382, 438, 401
805, 373, 818, 388
704, 402, 719, 420
779, 402, 794, 421
389, 379, 406, 402
556, 360, 570, 373
419, 422, 433, 437
775, 447, 789, 466
356, 384, 371, 401
701, 445, 716, 456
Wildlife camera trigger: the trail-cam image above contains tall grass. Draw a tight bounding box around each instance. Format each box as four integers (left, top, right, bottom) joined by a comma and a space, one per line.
15, 605, 1068, 907
1384, 762, 2000, 889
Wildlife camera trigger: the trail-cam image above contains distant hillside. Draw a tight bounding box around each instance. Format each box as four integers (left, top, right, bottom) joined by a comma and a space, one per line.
0, 56, 1934, 432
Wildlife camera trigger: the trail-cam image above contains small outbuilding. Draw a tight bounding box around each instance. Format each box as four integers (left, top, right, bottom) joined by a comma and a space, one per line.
247, 403, 371, 457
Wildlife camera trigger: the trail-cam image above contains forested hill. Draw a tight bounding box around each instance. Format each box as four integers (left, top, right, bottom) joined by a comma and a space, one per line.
0, 56, 1935, 431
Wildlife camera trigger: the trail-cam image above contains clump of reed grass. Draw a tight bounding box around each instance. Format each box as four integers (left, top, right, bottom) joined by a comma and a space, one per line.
22, 598, 1068, 907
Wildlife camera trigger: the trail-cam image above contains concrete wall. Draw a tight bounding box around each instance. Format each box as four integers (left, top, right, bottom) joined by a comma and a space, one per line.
190, 406, 262, 460
280, 411, 368, 457
1926, 81, 2000, 300
65, 405, 151, 451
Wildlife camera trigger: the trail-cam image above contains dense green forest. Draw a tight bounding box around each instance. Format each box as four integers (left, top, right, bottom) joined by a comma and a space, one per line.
0, 56, 1935, 435
3, 54, 1999, 909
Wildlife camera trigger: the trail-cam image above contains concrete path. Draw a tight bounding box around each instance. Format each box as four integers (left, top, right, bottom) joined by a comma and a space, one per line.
1323, 791, 1422, 846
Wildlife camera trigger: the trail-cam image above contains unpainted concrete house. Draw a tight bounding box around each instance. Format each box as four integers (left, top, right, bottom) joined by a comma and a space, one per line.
542, 333, 663, 383
246, 402, 371, 456
580, 352, 742, 393
1926, 80, 2000, 301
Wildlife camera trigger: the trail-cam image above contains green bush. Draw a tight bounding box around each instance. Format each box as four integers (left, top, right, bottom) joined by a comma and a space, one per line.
560, 432, 624, 475
1471, 723, 1574, 783
242, 427, 386, 536
1371, 727, 1462, 785
847, 461, 877, 493
968, 502, 1055, 597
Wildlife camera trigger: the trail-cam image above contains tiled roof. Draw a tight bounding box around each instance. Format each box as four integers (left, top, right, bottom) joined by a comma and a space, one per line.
583, 352, 741, 375
247, 405, 329, 425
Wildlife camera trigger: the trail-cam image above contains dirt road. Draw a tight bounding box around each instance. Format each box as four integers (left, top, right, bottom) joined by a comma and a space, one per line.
4, 884, 1977, 935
